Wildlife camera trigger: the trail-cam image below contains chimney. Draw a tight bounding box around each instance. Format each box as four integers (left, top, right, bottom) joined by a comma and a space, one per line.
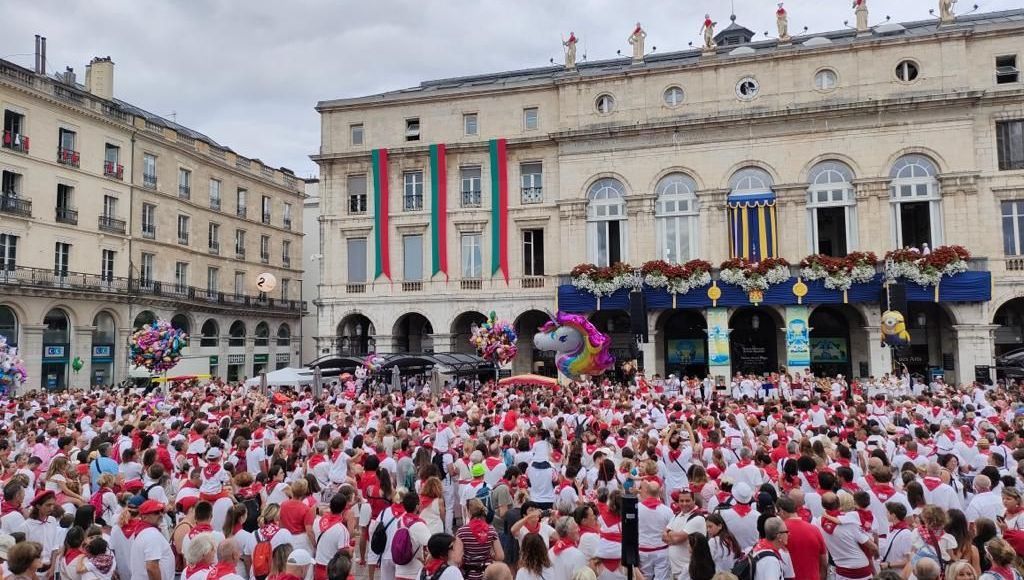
34, 35, 41, 73
85, 56, 114, 100
63, 66, 76, 85
40, 37, 47, 74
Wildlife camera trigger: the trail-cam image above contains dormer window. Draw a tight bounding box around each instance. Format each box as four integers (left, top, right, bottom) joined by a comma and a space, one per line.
405, 118, 420, 142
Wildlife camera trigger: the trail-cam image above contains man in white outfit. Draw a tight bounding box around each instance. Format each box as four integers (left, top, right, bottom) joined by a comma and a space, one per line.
636, 481, 673, 580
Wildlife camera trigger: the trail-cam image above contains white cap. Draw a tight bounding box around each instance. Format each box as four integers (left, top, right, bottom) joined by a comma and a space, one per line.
287, 549, 314, 566
732, 482, 754, 504
205, 447, 222, 460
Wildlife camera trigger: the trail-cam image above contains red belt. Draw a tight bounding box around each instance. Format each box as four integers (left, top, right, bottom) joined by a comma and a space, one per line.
639, 545, 667, 553
313, 564, 327, 580
835, 564, 874, 579
599, 532, 622, 543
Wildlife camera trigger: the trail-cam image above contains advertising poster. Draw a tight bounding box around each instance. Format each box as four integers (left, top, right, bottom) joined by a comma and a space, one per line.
811, 337, 849, 363
707, 308, 730, 366
667, 339, 707, 365
785, 306, 811, 368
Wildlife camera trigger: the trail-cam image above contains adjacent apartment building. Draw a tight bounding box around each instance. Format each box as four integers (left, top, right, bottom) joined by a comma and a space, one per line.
312, 9, 1024, 384
1, 38, 304, 389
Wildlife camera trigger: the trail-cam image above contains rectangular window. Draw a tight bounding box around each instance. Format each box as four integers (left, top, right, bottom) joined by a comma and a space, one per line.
261, 195, 271, 224
58, 128, 77, 166
997, 120, 1024, 171
523, 107, 539, 131
59, 128, 76, 151
347, 238, 367, 283
1002, 201, 1024, 255
403, 171, 424, 211
236, 188, 248, 218
260, 235, 270, 262
54, 242, 70, 276
177, 215, 190, 245
56, 184, 75, 223
234, 271, 245, 297
178, 168, 191, 199
283, 203, 293, 229
348, 175, 368, 214
461, 233, 482, 279
281, 279, 290, 301
350, 123, 364, 146
101, 249, 115, 282
208, 222, 220, 253
460, 166, 482, 207
141, 203, 156, 238
2, 170, 21, 194
143, 153, 157, 188
282, 240, 291, 266
523, 229, 545, 276
207, 267, 219, 295
235, 230, 246, 257
102, 195, 117, 218
104, 143, 121, 178
521, 162, 543, 203
174, 262, 188, 291
0, 234, 17, 271
3, 110, 25, 153
997, 55, 1020, 84
464, 113, 478, 136
140, 253, 154, 287
405, 118, 420, 142
209, 179, 222, 210
403, 234, 423, 281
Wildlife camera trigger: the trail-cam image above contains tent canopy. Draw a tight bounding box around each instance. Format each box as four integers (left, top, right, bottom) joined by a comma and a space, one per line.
243, 367, 313, 387
307, 352, 494, 376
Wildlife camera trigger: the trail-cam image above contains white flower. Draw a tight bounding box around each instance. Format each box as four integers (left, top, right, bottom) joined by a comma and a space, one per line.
644, 273, 669, 289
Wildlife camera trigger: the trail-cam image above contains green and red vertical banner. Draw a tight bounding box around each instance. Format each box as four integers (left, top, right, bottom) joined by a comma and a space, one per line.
489, 138, 509, 283
429, 144, 448, 280
371, 148, 390, 280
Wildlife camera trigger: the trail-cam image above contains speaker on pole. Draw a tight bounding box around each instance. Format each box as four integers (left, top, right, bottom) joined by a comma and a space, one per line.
629, 291, 648, 342
620, 493, 640, 567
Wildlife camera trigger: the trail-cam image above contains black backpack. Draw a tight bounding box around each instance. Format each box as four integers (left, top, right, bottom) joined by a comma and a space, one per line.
140, 482, 162, 500
236, 494, 262, 532
370, 512, 398, 560
730, 549, 777, 580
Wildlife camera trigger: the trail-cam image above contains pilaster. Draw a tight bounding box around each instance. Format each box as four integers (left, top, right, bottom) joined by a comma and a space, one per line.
429, 333, 456, 353
20, 325, 45, 394
774, 183, 809, 258
852, 178, 892, 254
115, 328, 131, 386
72, 326, 96, 391
698, 189, 729, 263
953, 324, 998, 386
863, 326, 893, 378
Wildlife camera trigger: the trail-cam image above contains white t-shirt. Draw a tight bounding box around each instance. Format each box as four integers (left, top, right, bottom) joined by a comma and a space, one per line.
516, 522, 556, 546
245, 446, 267, 475
515, 568, 554, 580
752, 549, 784, 580
637, 501, 673, 549
549, 546, 588, 580
313, 517, 352, 566
129, 526, 175, 580
393, 518, 432, 580
666, 511, 707, 577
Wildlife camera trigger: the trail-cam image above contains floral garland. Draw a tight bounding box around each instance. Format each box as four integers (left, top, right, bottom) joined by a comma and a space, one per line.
570, 262, 634, 297
0, 335, 27, 393
641, 260, 713, 295
799, 251, 878, 291
719, 257, 791, 292
885, 245, 970, 287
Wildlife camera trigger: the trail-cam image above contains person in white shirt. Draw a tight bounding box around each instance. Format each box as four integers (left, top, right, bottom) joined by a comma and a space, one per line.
724, 448, 766, 489
0, 482, 27, 536
966, 475, 1004, 524
392, 493, 433, 580
720, 483, 760, 552
549, 517, 588, 580
664, 489, 707, 580
752, 517, 788, 580
314, 493, 352, 577
23, 490, 63, 573
819, 493, 877, 580
130, 500, 175, 580
877, 503, 913, 575
636, 481, 673, 580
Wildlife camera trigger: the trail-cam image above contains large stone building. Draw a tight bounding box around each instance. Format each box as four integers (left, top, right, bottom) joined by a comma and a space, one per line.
1, 38, 304, 389
313, 8, 1024, 384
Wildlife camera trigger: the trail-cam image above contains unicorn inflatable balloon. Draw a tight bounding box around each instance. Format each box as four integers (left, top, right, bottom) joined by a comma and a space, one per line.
534, 311, 615, 378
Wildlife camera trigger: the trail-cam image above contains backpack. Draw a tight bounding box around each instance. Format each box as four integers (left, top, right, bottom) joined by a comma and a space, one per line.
502, 448, 515, 469
474, 482, 495, 523
730, 549, 777, 580
236, 494, 261, 533
88, 489, 105, 517
391, 518, 416, 565
420, 564, 449, 580
140, 482, 161, 500
251, 529, 273, 578
370, 512, 398, 559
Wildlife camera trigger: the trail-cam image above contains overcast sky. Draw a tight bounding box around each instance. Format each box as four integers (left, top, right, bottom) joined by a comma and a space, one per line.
2, 0, 1018, 177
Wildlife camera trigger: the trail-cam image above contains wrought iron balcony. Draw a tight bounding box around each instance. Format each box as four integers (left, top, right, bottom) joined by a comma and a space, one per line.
0, 196, 31, 217
209, 241, 220, 255
179, 184, 191, 199
462, 190, 482, 208
55, 206, 78, 225
283, 217, 292, 230
2, 130, 29, 153
521, 186, 543, 204
141, 225, 156, 239
98, 215, 126, 235
143, 174, 157, 189
103, 161, 123, 180
57, 147, 80, 167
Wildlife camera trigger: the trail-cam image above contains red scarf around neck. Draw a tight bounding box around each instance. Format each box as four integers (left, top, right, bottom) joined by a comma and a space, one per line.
207, 562, 238, 580
184, 561, 212, 579
870, 483, 896, 502
922, 477, 943, 492
732, 503, 753, 518
551, 537, 577, 555
796, 506, 812, 523
468, 518, 492, 544
821, 509, 842, 534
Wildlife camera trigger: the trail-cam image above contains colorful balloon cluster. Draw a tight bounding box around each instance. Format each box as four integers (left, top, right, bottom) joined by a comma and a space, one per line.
469, 311, 518, 365
129, 319, 189, 373
0, 335, 27, 392
362, 353, 384, 372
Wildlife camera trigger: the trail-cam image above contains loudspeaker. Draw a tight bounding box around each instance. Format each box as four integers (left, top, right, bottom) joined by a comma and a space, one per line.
882, 283, 907, 315
620, 493, 640, 567
629, 291, 648, 340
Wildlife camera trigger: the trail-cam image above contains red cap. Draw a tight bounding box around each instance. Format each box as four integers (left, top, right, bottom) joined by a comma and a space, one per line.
30, 490, 55, 506
138, 500, 165, 515
177, 496, 199, 513
123, 480, 144, 493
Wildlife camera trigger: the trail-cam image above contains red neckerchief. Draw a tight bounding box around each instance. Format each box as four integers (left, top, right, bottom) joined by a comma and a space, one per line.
668, 448, 682, 463
580, 523, 601, 537
736, 459, 752, 469
423, 559, 446, 576
484, 457, 503, 470
640, 497, 662, 510
752, 538, 780, 557
184, 562, 212, 579
202, 460, 222, 480
836, 458, 851, 467
523, 519, 541, 534
922, 477, 943, 492
308, 454, 326, 469
259, 523, 280, 540
842, 482, 860, 494
918, 525, 943, 548
689, 482, 706, 496
189, 522, 213, 539
716, 490, 731, 504
870, 483, 896, 502
804, 472, 821, 492
0, 501, 19, 516
552, 537, 577, 555
64, 547, 83, 564
236, 484, 261, 499
207, 562, 237, 580
856, 509, 873, 533
556, 480, 574, 494
891, 521, 909, 531
468, 518, 492, 544
319, 513, 344, 532
1005, 505, 1024, 518
128, 520, 156, 539
905, 450, 919, 460
796, 506, 812, 523
821, 509, 842, 534
732, 502, 753, 518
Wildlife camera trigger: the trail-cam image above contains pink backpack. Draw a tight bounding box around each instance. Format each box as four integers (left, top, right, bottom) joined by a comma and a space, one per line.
390, 518, 415, 565
89, 489, 105, 516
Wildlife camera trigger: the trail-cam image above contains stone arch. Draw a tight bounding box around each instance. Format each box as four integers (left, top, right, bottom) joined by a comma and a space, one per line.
450, 311, 487, 355
798, 153, 864, 183
39, 302, 79, 328
729, 306, 786, 375
254, 321, 270, 347
513, 309, 557, 376
720, 160, 781, 190
133, 310, 157, 329
336, 312, 376, 355
882, 147, 948, 176
84, 305, 123, 331
200, 319, 220, 348
392, 312, 434, 354
581, 172, 634, 200
170, 313, 193, 336
277, 323, 292, 347
0, 303, 25, 346
647, 167, 706, 193
228, 320, 247, 347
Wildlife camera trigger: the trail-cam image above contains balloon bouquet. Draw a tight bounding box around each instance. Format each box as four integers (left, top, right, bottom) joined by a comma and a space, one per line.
129, 319, 189, 374
469, 312, 518, 383
0, 335, 27, 395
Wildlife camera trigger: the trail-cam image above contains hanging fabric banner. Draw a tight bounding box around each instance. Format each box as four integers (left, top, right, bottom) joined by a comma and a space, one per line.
489, 138, 509, 283
784, 305, 811, 369
707, 307, 731, 367
429, 144, 448, 279
371, 148, 391, 280
727, 194, 778, 261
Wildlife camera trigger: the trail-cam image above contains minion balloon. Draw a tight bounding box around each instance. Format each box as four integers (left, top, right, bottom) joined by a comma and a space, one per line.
880, 310, 911, 347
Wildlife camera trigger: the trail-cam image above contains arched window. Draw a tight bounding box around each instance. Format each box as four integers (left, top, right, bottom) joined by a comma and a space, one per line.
890, 155, 942, 249
727, 167, 778, 260
254, 321, 269, 347
92, 312, 116, 343
807, 161, 857, 256
277, 324, 291, 347
200, 319, 219, 348
655, 173, 699, 263
170, 314, 191, 336
586, 178, 628, 266
729, 167, 773, 196
228, 321, 246, 347
0, 306, 17, 347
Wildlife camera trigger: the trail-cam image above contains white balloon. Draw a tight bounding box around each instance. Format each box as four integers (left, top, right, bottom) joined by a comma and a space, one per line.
256, 272, 277, 293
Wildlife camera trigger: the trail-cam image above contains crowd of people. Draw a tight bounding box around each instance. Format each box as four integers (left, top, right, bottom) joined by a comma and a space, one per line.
0, 365, 1021, 580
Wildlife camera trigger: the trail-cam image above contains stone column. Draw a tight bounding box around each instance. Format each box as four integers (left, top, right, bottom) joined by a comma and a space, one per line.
115, 328, 131, 386
372, 334, 396, 354
557, 201, 587, 271
863, 326, 893, 377
430, 333, 456, 353
640, 338, 657, 376
698, 189, 730, 264
774, 184, 809, 258
852, 178, 892, 255
953, 324, 998, 385
625, 193, 656, 263
937, 172, 981, 250
19, 325, 45, 394
72, 326, 96, 391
